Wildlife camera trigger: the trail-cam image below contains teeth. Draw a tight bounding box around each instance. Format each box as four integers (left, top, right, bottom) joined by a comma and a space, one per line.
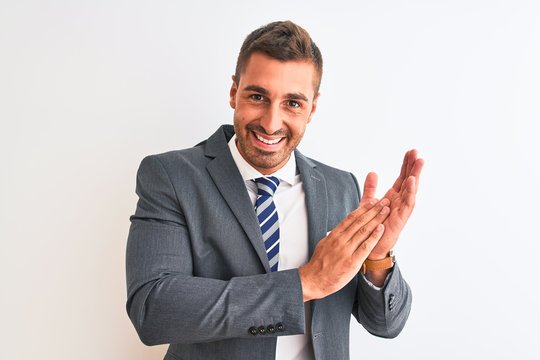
256, 133, 282, 145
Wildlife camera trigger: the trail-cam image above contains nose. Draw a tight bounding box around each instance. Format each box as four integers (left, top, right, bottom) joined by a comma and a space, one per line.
259, 102, 283, 135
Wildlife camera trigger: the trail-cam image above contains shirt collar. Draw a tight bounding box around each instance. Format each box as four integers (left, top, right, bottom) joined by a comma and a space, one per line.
228, 134, 297, 186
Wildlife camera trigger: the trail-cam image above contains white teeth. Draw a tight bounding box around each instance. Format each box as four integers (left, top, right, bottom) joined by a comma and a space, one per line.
255, 133, 282, 145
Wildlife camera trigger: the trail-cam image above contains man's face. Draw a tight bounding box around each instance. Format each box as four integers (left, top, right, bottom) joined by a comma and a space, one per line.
229, 52, 319, 175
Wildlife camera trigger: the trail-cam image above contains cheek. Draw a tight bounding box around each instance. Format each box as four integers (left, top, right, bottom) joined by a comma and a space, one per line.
237, 104, 265, 121
294, 127, 307, 140
288, 119, 309, 137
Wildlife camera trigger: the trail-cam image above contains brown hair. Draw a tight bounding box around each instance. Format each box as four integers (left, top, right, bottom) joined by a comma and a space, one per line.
234, 21, 323, 93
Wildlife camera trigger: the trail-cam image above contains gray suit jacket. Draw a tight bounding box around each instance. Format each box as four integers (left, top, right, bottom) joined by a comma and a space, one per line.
126, 125, 411, 360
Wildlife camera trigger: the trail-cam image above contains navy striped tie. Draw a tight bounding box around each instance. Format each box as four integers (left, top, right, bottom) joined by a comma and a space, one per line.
254, 176, 280, 272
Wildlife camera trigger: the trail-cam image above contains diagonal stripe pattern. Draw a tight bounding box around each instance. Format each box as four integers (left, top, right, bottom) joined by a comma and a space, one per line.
254, 176, 280, 272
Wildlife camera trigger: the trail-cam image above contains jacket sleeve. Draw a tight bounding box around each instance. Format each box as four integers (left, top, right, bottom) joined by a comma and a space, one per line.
349, 173, 412, 338
125, 155, 305, 346
353, 264, 412, 338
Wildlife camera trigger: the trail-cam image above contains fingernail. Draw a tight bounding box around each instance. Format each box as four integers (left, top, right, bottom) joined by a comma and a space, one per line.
381, 206, 389, 214
381, 198, 390, 206
376, 224, 384, 231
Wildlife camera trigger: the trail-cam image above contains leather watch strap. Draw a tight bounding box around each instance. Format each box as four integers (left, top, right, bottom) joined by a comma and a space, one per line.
361, 250, 395, 274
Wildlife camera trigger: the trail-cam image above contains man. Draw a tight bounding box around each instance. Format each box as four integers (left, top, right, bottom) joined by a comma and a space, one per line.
126, 20, 424, 360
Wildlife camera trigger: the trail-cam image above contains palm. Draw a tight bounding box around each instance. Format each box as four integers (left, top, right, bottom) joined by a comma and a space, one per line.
360, 150, 424, 259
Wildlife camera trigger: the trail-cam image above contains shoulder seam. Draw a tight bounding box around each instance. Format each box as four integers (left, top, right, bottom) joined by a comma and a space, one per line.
152, 155, 182, 209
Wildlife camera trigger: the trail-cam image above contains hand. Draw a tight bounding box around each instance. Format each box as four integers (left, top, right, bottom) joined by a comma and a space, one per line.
299, 198, 391, 302
362, 149, 424, 260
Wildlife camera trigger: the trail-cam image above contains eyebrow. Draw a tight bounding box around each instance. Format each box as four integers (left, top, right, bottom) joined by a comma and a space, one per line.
243, 85, 309, 102
287, 92, 309, 102
243, 85, 269, 95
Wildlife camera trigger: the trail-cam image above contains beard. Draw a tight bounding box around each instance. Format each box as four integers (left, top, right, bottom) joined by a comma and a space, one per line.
233, 120, 305, 171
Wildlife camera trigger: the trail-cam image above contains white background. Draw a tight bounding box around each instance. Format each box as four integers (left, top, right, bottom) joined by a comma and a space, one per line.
1, 1, 539, 359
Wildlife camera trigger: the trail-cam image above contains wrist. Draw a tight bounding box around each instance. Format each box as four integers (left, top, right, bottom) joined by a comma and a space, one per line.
298, 266, 317, 302
367, 249, 392, 261
364, 268, 391, 287
367, 252, 388, 261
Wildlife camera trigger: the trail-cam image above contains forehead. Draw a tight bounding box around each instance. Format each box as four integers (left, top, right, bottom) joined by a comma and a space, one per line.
239, 52, 317, 98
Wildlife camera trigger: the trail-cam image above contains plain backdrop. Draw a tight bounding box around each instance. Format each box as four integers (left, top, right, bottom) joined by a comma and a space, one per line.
1, 1, 539, 359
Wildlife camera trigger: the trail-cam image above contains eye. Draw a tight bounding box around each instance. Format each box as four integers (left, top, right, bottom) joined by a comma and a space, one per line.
249, 94, 265, 101
287, 100, 301, 108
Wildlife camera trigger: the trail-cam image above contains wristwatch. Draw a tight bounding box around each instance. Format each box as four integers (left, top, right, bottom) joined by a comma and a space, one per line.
361, 250, 395, 274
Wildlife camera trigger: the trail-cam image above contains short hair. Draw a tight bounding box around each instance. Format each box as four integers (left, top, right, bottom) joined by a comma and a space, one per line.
234, 20, 323, 94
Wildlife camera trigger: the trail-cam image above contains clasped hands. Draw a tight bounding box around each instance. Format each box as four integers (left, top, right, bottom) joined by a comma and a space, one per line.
299, 150, 424, 302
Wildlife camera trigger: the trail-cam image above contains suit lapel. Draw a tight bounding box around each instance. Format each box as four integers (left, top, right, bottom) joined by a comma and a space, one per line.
205, 126, 271, 273
295, 151, 328, 259
296, 150, 329, 321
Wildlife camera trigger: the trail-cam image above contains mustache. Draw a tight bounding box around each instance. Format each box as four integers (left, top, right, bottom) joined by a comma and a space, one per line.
246, 124, 290, 138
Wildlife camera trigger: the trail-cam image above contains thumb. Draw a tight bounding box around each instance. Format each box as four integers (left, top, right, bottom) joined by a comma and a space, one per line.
360, 172, 378, 203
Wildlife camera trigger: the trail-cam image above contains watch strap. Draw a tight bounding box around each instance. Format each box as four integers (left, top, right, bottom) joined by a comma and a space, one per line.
361, 250, 395, 274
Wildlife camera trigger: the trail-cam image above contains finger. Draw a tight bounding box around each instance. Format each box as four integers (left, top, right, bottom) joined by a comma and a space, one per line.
401, 176, 417, 209
392, 150, 411, 192
398, 150, 409, 180
399, 157, 424, 194
348, 202, 390, 245
410, 157, 424, 189
343, 202, 390, 248
352, 224, 385, 263
394, 150, 421, 192
358, 197, 379, 213
335, 198, 389, 237
405, 149, 418, 178
360, 172, 378, 204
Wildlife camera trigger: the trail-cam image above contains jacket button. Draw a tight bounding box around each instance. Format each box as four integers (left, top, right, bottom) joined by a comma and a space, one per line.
258, 326, 266, 335
267, 324, 275, 333
389, 293, 397, 309
276, 322, 284, 332
248, 327, 258, 336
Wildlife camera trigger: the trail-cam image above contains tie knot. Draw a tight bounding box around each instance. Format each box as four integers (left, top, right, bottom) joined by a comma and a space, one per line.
254, 176, 280, 197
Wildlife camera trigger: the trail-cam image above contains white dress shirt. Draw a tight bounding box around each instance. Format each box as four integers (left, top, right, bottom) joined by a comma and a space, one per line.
228, 135, 315, 360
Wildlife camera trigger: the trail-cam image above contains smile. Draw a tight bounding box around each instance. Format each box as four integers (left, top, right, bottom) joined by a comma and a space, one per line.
254, 132, 285, 145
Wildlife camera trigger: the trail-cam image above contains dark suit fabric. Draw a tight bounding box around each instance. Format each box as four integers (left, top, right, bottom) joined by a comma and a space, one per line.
126, 125, 412, 360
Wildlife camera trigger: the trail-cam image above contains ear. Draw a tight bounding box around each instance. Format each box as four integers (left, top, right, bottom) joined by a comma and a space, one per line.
229, 75, 238, 109
307, 92, 320, 124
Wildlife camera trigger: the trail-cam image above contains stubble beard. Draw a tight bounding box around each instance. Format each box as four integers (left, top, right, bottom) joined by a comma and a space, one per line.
233, 121, 304, 171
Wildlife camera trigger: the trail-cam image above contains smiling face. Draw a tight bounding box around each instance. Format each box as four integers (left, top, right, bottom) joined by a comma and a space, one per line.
229, 52, 319, 174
